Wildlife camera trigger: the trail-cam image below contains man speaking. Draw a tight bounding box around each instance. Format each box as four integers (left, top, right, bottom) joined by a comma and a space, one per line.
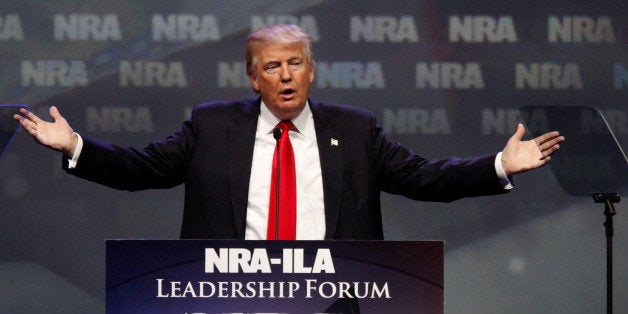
14, 24, 564, 240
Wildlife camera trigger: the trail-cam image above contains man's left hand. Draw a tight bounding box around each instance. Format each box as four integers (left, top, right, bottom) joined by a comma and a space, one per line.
501, 123, 565, 176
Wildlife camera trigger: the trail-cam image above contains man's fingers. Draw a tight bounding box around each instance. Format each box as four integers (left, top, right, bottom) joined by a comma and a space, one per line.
20, 107, 44, 125
511, 123, 525, 141
537, 138, 563, 161
14, 112, 35, 131
13, 113, 24, 124
539, 135, 564, 151
49, 105, 63, 122
15, 108, 47, 137
535, 131, 561, 145
543, 142, 561, 156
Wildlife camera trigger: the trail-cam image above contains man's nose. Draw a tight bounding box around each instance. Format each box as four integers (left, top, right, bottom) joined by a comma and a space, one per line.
279, 65, 292, 81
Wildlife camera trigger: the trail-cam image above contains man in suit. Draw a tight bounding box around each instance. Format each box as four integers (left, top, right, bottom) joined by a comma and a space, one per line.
14, 24, 564, 240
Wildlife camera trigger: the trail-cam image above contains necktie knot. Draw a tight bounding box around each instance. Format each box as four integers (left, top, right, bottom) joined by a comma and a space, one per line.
278, 120, 293, 133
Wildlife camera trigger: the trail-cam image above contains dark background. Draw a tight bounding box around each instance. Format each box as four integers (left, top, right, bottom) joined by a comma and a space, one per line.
0, 1, 626, 313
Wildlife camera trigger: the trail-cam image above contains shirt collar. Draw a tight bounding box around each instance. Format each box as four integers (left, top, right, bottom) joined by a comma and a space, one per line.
260, 100, 311, 135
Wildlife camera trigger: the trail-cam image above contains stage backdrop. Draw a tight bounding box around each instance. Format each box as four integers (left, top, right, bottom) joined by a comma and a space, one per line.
0, 1, 626, 313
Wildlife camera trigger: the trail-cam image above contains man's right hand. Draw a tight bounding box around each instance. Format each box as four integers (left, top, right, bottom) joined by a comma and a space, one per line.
13, 106, 78, 157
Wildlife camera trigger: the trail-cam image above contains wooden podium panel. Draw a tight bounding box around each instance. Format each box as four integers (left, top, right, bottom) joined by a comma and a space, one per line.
106, 240, 443, 313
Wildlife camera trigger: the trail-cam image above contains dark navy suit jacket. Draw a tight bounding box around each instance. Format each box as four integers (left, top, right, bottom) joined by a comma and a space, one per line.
64, 98, 508, 239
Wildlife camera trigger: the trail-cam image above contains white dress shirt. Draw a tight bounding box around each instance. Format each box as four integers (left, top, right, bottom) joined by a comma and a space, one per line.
244, 101, 326, 240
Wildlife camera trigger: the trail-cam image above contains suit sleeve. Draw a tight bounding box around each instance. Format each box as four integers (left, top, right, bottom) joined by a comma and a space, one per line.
370, 113, 508, 202
62, 115, 197, 191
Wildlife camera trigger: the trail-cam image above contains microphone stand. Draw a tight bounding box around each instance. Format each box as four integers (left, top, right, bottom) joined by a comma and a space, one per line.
273, 128, 282, 240
592, 192, 620, 314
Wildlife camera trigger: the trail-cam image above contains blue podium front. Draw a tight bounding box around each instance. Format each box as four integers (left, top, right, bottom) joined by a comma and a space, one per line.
106, 240, 443, 313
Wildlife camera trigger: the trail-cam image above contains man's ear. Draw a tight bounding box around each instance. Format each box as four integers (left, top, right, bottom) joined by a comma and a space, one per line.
309, 60, 316, 83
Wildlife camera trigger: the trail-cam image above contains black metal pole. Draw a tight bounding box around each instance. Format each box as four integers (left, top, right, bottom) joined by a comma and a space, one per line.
592, 192, 619, 314
604, 199, 616, 314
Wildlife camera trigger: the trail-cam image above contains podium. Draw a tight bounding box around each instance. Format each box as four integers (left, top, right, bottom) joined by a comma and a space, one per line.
106, 240, 443, 313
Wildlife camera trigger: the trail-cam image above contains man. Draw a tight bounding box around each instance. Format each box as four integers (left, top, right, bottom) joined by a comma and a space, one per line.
14, 24, 564, 240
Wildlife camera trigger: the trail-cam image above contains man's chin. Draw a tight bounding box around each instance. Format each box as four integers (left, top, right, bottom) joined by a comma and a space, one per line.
276, 103, 305, 119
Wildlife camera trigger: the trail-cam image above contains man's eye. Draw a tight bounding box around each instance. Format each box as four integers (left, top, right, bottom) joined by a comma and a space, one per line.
264, 64, 279, 74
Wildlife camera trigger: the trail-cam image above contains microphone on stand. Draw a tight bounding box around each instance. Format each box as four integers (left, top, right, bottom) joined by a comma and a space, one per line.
272, 127, 282, 240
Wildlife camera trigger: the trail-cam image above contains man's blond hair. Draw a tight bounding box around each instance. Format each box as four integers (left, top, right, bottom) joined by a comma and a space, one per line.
245, 24, 314, 78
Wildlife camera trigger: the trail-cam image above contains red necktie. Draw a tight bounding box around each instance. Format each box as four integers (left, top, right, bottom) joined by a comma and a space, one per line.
267, 120, 297, 240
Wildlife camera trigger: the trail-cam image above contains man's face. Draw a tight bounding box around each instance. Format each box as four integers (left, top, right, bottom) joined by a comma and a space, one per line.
248, 42, 315, 120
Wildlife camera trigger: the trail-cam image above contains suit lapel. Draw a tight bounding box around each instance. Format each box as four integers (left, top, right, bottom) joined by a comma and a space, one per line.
310, 102, 344, 239
227, 99, 260, 239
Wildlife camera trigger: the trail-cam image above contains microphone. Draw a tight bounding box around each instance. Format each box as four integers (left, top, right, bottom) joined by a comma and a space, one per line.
273, 127, 282, 141
272, 127, 282, 240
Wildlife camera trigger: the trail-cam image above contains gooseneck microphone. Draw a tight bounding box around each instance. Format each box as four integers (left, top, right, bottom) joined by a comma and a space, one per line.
272, 127, 282, 240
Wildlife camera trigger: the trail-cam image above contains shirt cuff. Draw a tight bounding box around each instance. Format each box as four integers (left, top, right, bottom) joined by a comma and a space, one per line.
495, 152, 513, 190
67, 132, 83, 169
